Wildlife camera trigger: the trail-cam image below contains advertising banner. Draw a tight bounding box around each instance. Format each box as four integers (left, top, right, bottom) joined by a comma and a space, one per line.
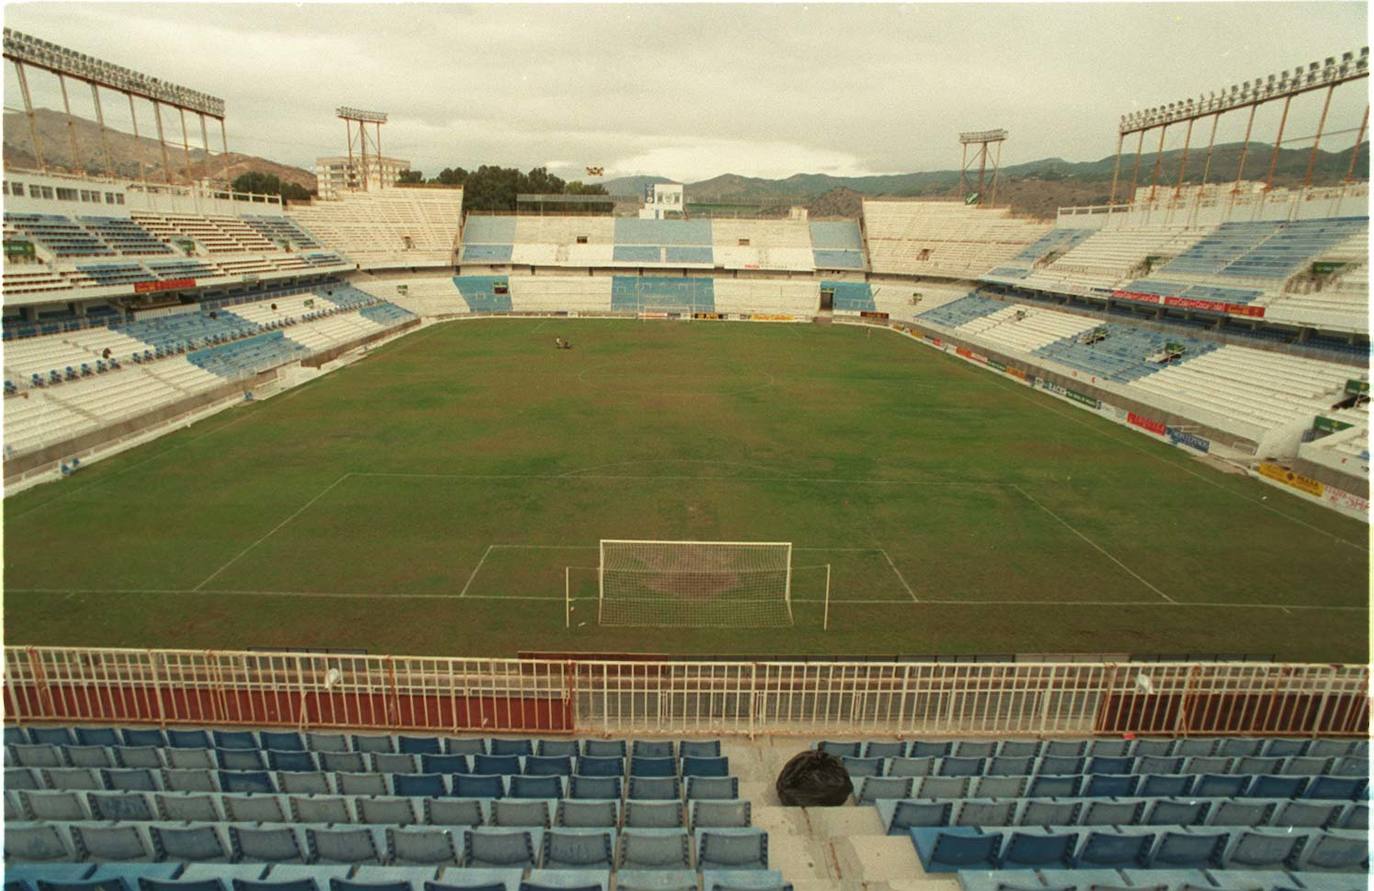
134, 278, 195, 293
1258, 462, 1326, 498
1127, 411, 1168, 436
1167, 427, 1211, 453
1111, 289, 1162, 305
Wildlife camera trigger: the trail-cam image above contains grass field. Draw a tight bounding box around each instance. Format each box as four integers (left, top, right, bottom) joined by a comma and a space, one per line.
4, 318, 1368, 661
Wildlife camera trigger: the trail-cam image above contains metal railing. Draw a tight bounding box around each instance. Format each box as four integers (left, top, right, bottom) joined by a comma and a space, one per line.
3, 646, 1368, 738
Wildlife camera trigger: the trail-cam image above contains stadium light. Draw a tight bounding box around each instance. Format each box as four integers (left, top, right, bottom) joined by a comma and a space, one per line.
2, 27, 224, 117
336, 106, 388, 124
1119, 46, 1368, 135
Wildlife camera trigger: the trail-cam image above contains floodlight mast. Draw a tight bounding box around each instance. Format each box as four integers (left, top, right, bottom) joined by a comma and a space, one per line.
336, 107, 389, 192
3, 28, 227, 184
1107, 47, 1369, 207
958, 129, 1008, 207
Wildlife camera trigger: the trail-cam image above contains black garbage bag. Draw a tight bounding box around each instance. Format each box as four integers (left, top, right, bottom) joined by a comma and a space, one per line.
775, 749, 853, 806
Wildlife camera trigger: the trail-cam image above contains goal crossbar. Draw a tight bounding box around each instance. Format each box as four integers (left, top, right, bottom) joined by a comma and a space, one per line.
597, 539, 793, 628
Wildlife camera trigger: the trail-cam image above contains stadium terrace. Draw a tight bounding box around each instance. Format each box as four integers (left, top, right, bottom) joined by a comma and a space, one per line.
0, 23, 1370, 891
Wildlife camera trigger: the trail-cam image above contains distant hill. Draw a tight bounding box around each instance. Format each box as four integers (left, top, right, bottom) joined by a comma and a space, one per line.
3, 108, 316, 192
669, 141, 1369, 219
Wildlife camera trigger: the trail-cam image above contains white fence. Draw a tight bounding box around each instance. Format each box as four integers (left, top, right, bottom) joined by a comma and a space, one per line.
3, 646, 1368, 738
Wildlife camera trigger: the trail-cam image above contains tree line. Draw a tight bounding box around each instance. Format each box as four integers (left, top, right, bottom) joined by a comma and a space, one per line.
400, 165, 608, 212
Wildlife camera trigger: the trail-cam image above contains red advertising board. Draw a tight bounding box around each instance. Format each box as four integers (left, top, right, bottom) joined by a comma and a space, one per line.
1111, 290, 1162, 305
1162, 295, 1265, 318
1127, 411, 1167, 436
134, 277, 196, 294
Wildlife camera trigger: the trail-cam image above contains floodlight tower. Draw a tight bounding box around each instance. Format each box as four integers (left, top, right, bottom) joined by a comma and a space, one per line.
3, 28, 227, 184
958, 129, 1009, 207
336, 106, 388, 192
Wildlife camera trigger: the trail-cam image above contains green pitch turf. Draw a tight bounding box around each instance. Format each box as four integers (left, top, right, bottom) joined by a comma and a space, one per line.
4, 319, 1368, 661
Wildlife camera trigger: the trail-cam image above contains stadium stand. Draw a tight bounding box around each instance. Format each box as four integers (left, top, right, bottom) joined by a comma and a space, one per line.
3, 281, 417, 462
2, 725, 794, 891
453, 276, 515, 313
809, 220, 867, 270
913, 290, 1365, 450
863, 201, 1053, 278
287, 189, 463, 268
460, 216, 518, 265
611, 276, 715, 313
813, 736, 1368, 886
709, 219, 813, 271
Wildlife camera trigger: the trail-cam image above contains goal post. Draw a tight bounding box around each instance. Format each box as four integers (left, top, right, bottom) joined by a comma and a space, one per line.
598, 539, 793, 627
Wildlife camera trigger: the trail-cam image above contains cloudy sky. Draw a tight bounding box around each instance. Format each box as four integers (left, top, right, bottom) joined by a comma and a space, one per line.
3, 2, 1368, 183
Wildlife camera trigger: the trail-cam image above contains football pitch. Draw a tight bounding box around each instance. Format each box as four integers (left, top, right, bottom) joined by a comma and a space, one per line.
4, 318, 1368, 662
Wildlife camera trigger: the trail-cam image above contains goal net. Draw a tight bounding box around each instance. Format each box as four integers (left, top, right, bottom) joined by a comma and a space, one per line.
598, 539, 793, 627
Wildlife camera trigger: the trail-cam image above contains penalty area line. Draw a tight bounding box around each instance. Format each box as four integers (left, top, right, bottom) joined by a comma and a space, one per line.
1011, 483, 1175, 604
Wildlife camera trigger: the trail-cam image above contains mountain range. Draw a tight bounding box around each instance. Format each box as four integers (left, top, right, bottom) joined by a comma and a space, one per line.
3, 108, 316, 191
602, 142, 1369, 219
4, 107, 1366, 220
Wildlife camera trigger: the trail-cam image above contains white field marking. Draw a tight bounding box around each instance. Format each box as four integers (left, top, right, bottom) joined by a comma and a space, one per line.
193, 473, 352, 591
878, 548, 919, 602
458, 544, 495, 597
351, 470, 1005, 487
904, 328, 1372, 554
8, 588, 1366, 611
1011, 483, 1175, 604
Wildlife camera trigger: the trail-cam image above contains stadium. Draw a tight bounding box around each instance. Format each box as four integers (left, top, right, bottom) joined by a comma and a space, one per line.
0, 7, 1370, 891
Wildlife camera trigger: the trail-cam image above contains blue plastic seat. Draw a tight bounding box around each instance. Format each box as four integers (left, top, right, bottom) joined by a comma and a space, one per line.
685, 776, 737, 801
628, 777, 681, 800
1304, 777, 1366, 800
1193, 774, 1248, 798
259, 732, 304, 752
228, 826, 305, 863
490, 739, 535, 757
1244, 775, 1307, 799
1018, 799, 1081, 827
473, 754, 520, 775
5, 823, 76, 861
1087, 756, 1134, 775
556, 799, 619, 829
492, 799, 553, 828
336, 772, 388, 797
75, 729, 121, 747
373, 754, 420, 774
213, 731, 257, 750
581, 741, 627, 759
421, 754, 471, 775
321, 753, 367, 773
355, 797, 419, 827
167, 730, 212, 749
909, 828, 1003, 873
425, 872, 521, 891
385, 827, 461, 865
306, 827, 383, 865
71, 824, 154, 861
1075, 830, 1154, 868
999, 831, 1077, 869
224, 794, 287, 823
996, 741, 1042, 759
817, 741, 862, 758
625, 801, 685, 829
525, 756, 574, 777
1210, 799, 1276, 827
681, 757, 728, 778
351, 735, 395, 754
616, 830, 692, 870
1084, 774, 1139, 797
150, 825, 230, 862
102, 769, 158, 792
89, 792, 155, 822
1027, 775, 1080, 798
398, 736, 443, 755
27, 728, 76, 746
696, 829, 768, 870
612, 871, 696, 891
631, 757, 677, 778
444, 739, 487, 756
887, 757, 937, 778
424, 797, 484, 827
909, 741, 952, 758
856, 776, 913, 804
679, 741, 721, 758
885, 800, 952, 832
290, 795, 351, 824
394, 774, 448, 798
1037, 756, 1084, 775
536, 740, 579, 758
465, 829, 538, 869
218, 749, 267, 771
509, 775, 563, 799
541, 829, 615, 869
938, 757, 985, 777
971, 776, 1026, 799
1298, 829, 1369, 871
954, 800, 1016, 828
985, 757, 1034, 777
453, 774, 506, 798
576, 758, 623, 778
1150, 830, 1228, 869
569, 776, 621, 800
266, 751, 317, 773
1139, 775, 1194, 797
1144, 799, 1211, 826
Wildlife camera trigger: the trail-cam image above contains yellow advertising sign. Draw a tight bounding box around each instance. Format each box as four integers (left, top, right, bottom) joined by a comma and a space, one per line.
1258, 462, 1325, 498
